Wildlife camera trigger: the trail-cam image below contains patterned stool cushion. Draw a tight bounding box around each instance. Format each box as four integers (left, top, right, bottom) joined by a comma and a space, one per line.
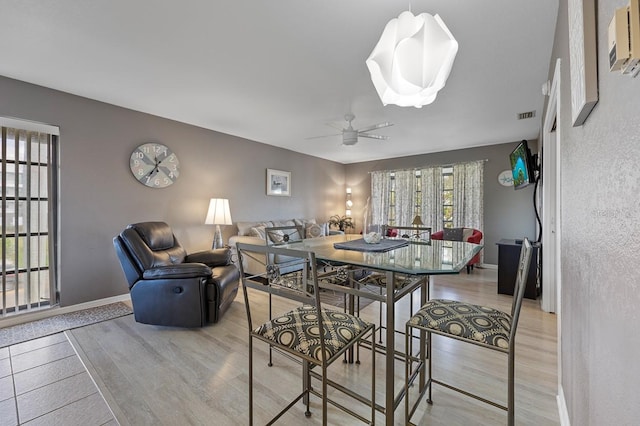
409, 299, 512, 349
255, 305, 372, 361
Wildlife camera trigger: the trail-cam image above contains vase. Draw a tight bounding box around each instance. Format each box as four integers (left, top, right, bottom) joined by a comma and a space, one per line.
362, 197, 381, 234
363, 197, 370, 234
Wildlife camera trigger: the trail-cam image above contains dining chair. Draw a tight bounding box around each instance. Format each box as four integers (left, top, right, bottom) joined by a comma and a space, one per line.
404, 237, 533, 426
236, 242, 376, 425
359, 225, 432, 344
264, 224, 305, 245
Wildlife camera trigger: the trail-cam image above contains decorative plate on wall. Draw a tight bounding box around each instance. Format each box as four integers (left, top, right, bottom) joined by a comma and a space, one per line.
498, 170, 514, 187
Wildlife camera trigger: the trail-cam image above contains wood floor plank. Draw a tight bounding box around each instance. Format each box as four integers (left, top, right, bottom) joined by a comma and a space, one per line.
69, 268, 559, 425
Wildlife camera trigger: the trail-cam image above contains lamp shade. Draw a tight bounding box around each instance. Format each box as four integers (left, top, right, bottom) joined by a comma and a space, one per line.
366, 11, 458, 108
412, 215, 424, 226
205, 198, 233, 225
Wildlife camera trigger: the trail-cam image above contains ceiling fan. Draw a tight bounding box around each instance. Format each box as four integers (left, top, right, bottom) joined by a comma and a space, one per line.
307, 113, 393, 146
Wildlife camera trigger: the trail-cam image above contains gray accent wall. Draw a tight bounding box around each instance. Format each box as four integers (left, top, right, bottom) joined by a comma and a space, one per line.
550, 1, 640, 425
0, 76, 345, 306
0, 74, 538, 308
345, 142, 539, 265
0, 77, 536, 306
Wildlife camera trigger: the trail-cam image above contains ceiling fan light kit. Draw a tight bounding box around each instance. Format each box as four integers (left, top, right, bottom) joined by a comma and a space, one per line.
366, 10, 459, 108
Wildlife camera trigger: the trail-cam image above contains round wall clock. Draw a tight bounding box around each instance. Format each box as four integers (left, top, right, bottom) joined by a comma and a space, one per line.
129, 142, 180, 188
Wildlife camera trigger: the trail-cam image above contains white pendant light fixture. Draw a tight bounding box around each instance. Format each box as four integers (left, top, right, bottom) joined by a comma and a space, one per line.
366, 10, 458, 108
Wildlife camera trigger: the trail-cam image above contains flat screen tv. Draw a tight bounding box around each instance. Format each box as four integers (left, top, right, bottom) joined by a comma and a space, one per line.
509, 140, 535, 189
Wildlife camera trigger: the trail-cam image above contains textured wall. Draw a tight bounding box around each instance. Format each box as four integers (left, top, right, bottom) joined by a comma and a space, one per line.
550, 0, 640, 424
345, 142, 539, 265
0, 76, 345, 306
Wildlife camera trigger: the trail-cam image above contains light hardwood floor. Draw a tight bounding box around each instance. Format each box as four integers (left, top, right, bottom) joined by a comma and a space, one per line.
68, 268, 560, 425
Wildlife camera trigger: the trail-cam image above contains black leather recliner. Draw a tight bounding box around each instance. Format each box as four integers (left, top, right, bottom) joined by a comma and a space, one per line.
113, 221, 240, 327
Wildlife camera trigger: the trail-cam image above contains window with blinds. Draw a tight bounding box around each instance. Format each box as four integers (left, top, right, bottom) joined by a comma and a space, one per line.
1, 122, 58, 316
442, 166, 454, 229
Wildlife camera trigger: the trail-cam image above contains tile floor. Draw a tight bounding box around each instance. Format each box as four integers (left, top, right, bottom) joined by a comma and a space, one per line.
0, 332, 117, 426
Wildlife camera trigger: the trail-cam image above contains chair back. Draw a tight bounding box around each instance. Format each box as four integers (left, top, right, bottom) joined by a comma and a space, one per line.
264, 225, 304, 245
118, 222, 187, 272
509, 237, 533, 341
236, 243, 322, 335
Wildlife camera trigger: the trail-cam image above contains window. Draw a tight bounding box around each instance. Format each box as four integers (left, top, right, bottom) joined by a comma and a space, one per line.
442, 166, 453, 229
370, 161, 483, 233
388, 172, 396, 225
1, 119, 58, 316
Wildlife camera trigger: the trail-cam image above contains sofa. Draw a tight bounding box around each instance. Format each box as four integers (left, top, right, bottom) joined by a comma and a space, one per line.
431, 227, 483, 273
229, 218, 341, 276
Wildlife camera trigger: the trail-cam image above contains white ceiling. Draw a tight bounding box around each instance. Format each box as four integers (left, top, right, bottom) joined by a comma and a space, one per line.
0, 0, 558, 164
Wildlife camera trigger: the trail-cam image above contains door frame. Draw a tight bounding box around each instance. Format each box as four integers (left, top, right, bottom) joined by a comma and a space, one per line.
541, 59, 561, 315
542, 58, 565, 420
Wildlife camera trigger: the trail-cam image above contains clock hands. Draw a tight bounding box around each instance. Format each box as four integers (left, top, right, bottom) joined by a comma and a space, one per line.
144, 156, 160, 178
131, 143, 179, 188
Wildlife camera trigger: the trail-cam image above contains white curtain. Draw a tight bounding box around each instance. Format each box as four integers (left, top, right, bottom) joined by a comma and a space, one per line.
452, 160, 484, 231
420, 166, 443, 231
392, 170, 415, 226
370, 170, 392, 230
372, 161, 483, 237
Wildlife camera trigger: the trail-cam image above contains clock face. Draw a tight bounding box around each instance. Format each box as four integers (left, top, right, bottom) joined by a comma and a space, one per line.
130, 143, 180, 188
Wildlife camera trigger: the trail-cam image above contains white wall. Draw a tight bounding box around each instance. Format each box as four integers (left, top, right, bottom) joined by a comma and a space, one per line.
549, 1, 640, 424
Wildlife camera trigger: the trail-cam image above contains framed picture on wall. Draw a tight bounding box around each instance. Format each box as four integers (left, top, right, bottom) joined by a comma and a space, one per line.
266, 168, 291, 196
568, 0, 598, 126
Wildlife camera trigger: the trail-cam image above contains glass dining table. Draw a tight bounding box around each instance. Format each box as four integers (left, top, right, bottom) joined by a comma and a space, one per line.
280, 233, 484, 425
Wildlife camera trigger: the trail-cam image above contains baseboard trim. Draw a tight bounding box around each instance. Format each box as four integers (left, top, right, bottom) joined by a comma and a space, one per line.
480, 263, 497, 270
557, 385, 571, 425
0, 293, 132, 328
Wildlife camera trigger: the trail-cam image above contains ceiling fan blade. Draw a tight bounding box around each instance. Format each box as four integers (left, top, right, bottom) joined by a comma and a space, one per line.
305, 133, 341, 140
325, 122, 346, 131
358, 133, 390, 140
358, 121, 394, 133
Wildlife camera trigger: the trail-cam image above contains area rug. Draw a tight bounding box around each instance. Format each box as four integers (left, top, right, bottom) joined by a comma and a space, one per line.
0, 302, 133, 348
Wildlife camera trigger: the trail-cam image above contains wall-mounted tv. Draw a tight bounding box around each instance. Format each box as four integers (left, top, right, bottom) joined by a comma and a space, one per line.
509, 140, 535, 190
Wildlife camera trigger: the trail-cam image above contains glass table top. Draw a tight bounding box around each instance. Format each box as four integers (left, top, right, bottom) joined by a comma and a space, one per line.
282, 234, 483, 275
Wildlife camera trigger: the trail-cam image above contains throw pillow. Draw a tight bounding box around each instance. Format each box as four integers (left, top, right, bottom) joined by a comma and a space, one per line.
294, 218, 317, 228
462, 228, 474, 242
443, 227, 464, 241
267, 229, 285, 243
320, 222, 330, 235
305, 223, 325, 238
248, 226, 266, 240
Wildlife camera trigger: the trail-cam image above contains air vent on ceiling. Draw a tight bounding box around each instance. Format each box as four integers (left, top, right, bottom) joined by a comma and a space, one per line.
517, 111, 536, 120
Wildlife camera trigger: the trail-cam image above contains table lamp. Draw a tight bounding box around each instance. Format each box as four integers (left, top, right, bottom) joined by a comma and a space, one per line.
205, 198, 233, 249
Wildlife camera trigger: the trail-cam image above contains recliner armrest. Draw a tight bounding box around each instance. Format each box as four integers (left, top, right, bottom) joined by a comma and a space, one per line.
143, 263, 212, 280
186, 248, 232, 267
